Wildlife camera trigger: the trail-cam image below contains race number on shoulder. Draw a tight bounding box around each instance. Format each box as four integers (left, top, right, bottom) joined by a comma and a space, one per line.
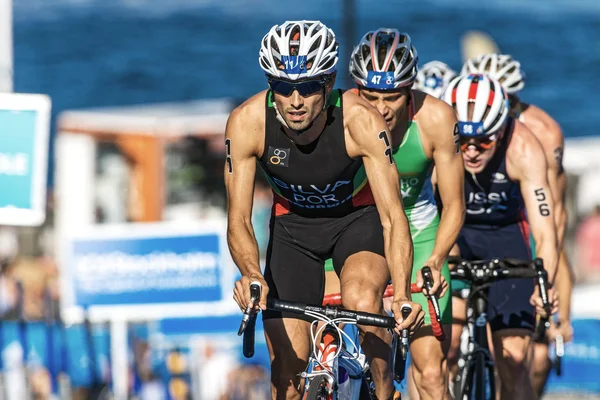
453, 123, 460, 154
378, 130, 394, 165
225, 138, 233, 174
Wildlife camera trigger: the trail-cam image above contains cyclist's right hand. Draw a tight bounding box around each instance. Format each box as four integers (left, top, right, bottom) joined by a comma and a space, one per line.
391, 298, 424, 336
234, 274, 269, 312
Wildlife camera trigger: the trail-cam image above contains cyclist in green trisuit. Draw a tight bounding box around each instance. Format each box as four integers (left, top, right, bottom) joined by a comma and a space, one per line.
348, 28, 466, 400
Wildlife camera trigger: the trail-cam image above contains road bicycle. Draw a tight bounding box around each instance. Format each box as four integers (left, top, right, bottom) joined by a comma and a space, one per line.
239, 267, 445, 399
447, 257, 552, 400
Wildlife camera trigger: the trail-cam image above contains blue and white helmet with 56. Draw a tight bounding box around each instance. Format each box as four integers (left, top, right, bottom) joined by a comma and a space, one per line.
443, 74, 509, 137
349, 28, 418, 90
414, 61, 457, 98
259, 20, 339, 80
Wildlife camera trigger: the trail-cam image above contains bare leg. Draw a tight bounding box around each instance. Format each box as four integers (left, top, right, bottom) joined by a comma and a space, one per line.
531, 340, 551, 399
264, 318, 312, 400
447, 296, 466, 385
493, 329, 534, 400
409, 324, 452, 400
340, 252, 394, 400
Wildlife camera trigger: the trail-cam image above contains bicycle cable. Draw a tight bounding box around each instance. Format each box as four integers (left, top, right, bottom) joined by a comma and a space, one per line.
306, 311, 362, 373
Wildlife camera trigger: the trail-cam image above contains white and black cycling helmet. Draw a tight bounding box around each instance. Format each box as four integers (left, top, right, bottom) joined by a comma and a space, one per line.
259, 20, 338, 81
443, 74, 509, 138
414, 61, 457, 98
349, 28, 418, 90
461, 53, 525, 94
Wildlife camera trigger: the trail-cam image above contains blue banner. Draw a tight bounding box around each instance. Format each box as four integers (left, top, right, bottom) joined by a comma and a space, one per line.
0, 110, 36, 209
0, 94, 51, 226
0, 322, 110, 391
546, 319, 600, 394
69, 231, 223, 307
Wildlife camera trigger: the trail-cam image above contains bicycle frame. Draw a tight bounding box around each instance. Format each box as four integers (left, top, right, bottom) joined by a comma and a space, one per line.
303, 323, 367, 399
457, 286, 495, 400
449, 256, 552, 400
240, 294, 400, 400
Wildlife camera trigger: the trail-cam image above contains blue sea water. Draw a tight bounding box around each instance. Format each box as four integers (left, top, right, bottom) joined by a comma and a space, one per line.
12, 0, 600, 137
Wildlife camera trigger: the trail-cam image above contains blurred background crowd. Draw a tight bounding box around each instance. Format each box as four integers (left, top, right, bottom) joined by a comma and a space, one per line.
0, 0, 599, 399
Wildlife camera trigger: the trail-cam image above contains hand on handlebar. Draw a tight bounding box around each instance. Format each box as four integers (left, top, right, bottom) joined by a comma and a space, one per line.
548, 320, 573, 343
529, 286, 558, 318
234, 274, 269, 313
417, 261, 448, 298
391, 299, 424, 336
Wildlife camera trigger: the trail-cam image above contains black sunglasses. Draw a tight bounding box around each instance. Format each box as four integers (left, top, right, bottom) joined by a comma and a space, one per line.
267, 76, 328, 97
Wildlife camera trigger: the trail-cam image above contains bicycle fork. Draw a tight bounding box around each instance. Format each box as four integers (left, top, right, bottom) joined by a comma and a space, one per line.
302, 324, 366, 399
460, 295, 495, 400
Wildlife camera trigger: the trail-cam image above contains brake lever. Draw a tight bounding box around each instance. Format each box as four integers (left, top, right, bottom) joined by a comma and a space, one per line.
400, 305, 412, 360
393, 304, 413, 382
422, 266, 442, 323
238, 281, 262, 336
554, 321, 564, 376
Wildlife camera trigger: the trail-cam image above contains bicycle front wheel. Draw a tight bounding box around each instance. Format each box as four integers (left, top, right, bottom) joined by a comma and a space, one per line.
306, 375, 333, 400
471, 352, 494, 400
457, 352, 494, 400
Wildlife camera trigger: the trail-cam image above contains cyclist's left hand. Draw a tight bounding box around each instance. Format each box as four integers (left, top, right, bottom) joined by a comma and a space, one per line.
548, 320, 574, 343
417, 259, 448, 298
529, 287, 559, 318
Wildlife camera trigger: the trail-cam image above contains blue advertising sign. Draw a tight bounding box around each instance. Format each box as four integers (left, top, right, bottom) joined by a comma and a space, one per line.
0, 93, 51, 226
546, 319, 600, 394
62, 222, 234, 320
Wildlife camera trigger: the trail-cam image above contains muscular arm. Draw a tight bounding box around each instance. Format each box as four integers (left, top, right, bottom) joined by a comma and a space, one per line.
540, 128, 566, 248
553, 144, 573, 321
524, 105, 567, 246
508, 123, 558, 283
345, 101, 413, 299
224, 106, 263, 279
553, 149, 573, 321
523, 106, 571, 320
424, 103, 465, 266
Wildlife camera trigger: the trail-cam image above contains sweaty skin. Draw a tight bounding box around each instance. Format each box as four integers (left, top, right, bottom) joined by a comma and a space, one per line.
226, 87, 424, 399
411, 92, 465, 294
503, 120, 559, 285
519, 101, 574, 398
356, 86, 464, 400
457, 120, 559, 400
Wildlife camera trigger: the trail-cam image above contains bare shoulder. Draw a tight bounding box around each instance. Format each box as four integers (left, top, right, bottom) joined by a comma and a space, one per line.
412, 90, 457, 140
522, 104, 564, 147
341, 88, 375, 117
506, 119, 546, 178
342, 89, 385, 141
226, 90, 268, 156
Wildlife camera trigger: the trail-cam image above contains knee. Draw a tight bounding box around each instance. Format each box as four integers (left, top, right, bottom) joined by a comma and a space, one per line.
271, 368, 302, 398
500, 345, 528, 366
342, 284, 381, 314
414, 363, 446, 390
496, 343, 530, 379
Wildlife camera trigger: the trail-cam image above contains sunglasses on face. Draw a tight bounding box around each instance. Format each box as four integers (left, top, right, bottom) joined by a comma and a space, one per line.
267, 77, 326, 97
460, 134, 498, 152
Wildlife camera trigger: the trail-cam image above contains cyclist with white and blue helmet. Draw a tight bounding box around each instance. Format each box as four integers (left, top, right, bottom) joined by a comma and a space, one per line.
227, 20, 423, 399
462, 53, 572, 398
346, 28, 466, 400
443, 73, 559, 400
414, 60, 457, 99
